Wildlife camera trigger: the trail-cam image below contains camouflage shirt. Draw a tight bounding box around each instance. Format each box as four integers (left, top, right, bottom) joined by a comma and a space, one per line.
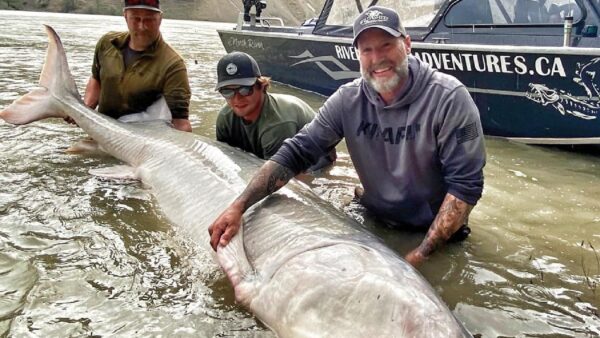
91, 31, 190, 119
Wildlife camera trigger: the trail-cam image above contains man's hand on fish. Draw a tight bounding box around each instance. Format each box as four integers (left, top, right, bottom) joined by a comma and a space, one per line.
208, 202, 244, 250
404, 250, 426, 267
172, 118, 192, 132
208, 161, 296, 251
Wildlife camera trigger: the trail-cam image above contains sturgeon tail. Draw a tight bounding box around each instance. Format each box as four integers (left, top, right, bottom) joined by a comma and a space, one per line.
0, 25, 79, 125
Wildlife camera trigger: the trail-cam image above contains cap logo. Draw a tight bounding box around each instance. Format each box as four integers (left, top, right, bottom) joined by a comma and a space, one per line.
360, 10, 389, 25
226, 63, 238, 75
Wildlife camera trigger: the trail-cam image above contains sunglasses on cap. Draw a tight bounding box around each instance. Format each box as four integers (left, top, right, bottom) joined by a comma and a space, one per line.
219, 84, 256, 99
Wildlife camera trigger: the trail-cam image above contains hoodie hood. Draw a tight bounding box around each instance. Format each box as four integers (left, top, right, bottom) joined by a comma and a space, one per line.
361, 55, 436, 109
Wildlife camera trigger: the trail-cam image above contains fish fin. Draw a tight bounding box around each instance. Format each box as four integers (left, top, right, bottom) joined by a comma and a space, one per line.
118, 97, 172, 123
0, 25, 78, 125
40, 25, 79, 98
65, 138, 105, 154
216, 222, 258, 306
89, 165, 139, 180
0, 87, 67, 125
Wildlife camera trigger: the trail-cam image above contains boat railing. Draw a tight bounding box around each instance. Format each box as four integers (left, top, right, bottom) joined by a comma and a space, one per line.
236, 13, 285, 30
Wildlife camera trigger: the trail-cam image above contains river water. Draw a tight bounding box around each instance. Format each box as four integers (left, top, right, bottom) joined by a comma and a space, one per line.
0, 10, 598, 338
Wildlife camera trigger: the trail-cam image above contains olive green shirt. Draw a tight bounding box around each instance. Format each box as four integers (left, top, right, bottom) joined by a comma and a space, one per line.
91, 31, 190, 119
216, 93, 317, 159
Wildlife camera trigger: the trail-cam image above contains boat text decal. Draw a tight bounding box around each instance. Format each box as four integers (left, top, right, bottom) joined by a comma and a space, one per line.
226, 36, 265, 50
413, 50, 600, 120
413, 51, 566, 77
289, 50, 360, 80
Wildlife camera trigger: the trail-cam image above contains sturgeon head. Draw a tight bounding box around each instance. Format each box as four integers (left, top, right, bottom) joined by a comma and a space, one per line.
216, 188, 473, 338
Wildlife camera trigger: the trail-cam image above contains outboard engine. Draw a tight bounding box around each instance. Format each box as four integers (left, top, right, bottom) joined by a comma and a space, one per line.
243, 0, 267, 22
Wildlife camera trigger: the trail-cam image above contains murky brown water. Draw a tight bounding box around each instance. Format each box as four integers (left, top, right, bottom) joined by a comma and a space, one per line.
0, 10, 598, 337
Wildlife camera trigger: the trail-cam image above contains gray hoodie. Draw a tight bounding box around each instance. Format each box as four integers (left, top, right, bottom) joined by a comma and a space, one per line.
271, 55, 486, 228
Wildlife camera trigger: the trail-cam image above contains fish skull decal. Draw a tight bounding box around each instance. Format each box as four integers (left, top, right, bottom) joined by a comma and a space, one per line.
366, 10, 384, 21
527, 58, 600, 120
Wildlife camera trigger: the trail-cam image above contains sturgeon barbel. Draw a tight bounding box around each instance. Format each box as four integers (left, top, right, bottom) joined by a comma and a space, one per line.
0, 26, 471, 337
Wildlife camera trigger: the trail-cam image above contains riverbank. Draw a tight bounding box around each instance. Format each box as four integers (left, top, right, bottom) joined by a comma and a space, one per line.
0, 0, 323, 25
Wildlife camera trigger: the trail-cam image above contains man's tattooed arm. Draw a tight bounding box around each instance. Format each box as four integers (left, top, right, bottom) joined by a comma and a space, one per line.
208, 160, 295, 250
239, 160, 295, 212
405, 193, 473, 266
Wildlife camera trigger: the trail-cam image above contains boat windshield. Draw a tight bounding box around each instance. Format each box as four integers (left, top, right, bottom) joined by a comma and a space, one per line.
325, 0, 445, 28
445, 0, 583, 25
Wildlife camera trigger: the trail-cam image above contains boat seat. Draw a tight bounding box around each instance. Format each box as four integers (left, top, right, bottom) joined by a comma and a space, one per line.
514, 0, 549, 24
548, 3, 581, 23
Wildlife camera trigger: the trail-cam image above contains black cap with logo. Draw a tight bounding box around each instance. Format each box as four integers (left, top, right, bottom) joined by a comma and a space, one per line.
352, 6, 407, 47
215, 51, 262, 90
123, 0, 162, 13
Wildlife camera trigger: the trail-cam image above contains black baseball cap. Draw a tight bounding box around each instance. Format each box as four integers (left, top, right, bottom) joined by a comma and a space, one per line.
123, 0, 162, 13
215, 52, 261, 90
352, 6, 407, 47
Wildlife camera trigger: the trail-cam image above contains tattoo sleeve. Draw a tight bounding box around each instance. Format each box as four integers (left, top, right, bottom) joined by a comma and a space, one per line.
416, 193, 474, 258
237, 160, 295, 212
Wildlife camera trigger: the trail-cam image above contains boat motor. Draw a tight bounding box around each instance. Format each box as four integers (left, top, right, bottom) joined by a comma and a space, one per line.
243, 0, 267, 22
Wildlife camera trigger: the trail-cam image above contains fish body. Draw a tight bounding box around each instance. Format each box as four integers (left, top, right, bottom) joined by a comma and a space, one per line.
0, 26, 471, 338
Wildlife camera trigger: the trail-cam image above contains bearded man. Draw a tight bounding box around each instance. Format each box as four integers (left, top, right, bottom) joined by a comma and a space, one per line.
208, 6, 486, 267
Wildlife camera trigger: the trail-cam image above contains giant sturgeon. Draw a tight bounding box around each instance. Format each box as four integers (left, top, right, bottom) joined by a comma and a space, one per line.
0, 26, 471, 337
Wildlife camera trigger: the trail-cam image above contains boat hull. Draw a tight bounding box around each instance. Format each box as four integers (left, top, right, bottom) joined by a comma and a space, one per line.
218, 29, 600, 144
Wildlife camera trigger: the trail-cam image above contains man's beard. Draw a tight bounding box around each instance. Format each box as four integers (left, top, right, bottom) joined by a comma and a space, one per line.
361, 57, 409, 94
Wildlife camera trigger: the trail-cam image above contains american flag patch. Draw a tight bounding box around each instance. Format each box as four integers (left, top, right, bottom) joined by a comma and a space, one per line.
456, 122, 479, 144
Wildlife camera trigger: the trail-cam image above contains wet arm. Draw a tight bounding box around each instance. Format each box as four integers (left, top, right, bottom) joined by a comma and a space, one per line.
84, 76, 100, 109
86, 38, 102, 111
405, 193, 473, 267
208, 160, 295, 250
405, 86, 484, 266
172, 118, 192, 132
164, 63, 192, 132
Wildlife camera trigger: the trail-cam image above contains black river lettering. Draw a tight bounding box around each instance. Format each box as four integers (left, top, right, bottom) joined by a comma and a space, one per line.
356, 121, 421, 144
413, 51, 566, 78
335, 45, 359, 61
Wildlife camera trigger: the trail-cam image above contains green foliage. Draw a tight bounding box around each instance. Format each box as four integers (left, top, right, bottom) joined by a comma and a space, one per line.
4, 0, 24, 10
73, 1, 121, 16
108, 4, 120, 16
62, 0, 76, 12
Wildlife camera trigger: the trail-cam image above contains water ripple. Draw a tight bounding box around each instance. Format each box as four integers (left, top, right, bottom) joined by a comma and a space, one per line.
1, 9, 599, 337
0, 253, 38, 337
